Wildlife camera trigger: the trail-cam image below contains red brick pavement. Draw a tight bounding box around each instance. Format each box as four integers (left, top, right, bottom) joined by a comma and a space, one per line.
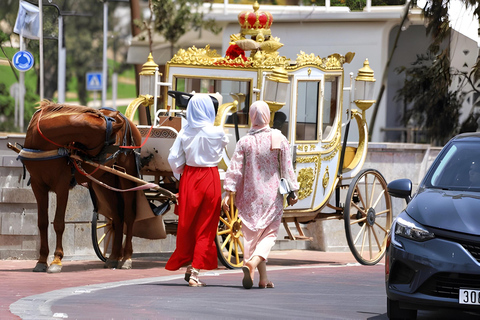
0, 251, 360, 319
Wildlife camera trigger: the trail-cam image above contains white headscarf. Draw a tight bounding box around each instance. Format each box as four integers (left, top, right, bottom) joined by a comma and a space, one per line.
249, 100, 270, 130
185, 94, 216, 129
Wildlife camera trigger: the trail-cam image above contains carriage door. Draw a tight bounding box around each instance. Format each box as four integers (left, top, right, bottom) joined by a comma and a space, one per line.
292, 72, 342, 211
293, 76, 323, 210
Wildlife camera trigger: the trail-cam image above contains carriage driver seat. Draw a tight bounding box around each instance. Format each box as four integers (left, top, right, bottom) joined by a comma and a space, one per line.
167, 90, 220, 115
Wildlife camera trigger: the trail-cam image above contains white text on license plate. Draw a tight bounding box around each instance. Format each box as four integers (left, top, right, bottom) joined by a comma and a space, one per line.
459, 288, 480, 305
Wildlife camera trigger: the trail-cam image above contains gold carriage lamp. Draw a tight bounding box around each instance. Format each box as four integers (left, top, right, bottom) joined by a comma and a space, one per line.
354, 59, 376, 119
264, 67, 290, 126
139, 53, 160, 104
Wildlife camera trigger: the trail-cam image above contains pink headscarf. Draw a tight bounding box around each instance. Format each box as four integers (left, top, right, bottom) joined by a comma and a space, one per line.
249, 100, 283, 149
249, 101, 270, 130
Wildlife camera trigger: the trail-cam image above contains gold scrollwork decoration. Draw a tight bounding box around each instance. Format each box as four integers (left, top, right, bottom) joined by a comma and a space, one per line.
298, 167, 314, 200
322, 127, 341, 150
169, 45, 222, 65
321, 144, 341, 162
322, 166, 329, 195
296, 155, 320, 200
251, 51, 290, 68
294, 51, 346, 70
297, 144, 316, 152
169, 45, 290, 69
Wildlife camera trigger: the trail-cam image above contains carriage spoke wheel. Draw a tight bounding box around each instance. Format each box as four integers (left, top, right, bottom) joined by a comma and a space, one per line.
344, 169, 392, 265
91, 211, 115, 262
215, 198, 244, 269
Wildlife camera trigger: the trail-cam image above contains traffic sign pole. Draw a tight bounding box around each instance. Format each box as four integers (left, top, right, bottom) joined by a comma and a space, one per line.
13, 46, 34, 132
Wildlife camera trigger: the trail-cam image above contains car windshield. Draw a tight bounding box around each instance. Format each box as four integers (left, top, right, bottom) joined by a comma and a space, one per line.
424, 140, 480, 191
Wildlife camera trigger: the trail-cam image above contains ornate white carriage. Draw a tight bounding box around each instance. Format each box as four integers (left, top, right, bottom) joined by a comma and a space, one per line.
93, 2, 392, 269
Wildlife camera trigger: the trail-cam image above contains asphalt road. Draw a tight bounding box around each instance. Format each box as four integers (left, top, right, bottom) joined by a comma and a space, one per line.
4, 251, 480, 319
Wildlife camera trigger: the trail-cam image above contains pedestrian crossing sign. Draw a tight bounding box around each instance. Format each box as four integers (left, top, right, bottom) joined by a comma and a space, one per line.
86, 72, 102, 91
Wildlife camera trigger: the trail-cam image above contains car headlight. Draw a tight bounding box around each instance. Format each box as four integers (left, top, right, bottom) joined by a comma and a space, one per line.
391, 214, 435, 248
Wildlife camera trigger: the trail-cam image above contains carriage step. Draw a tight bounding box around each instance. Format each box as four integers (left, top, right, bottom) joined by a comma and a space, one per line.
164, 221, 178, 235
284, 235, 313, 241
282, 218, 312, 241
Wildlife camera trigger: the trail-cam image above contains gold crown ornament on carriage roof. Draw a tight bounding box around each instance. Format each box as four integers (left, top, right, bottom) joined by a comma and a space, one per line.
238, 1, 273, 41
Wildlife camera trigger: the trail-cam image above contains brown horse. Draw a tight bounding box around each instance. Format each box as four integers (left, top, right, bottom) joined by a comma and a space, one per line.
21, 101, 142, 273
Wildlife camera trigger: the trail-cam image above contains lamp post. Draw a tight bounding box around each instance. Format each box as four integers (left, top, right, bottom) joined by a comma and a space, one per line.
102, 0, 129, 108
354, 59, 376, 120
263, 67, 290, 126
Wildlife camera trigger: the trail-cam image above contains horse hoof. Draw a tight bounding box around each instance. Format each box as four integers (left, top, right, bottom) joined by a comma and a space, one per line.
104, 259, 118, 269
33, 262, 48, 272
119, 259, 132, 270
47, 264, 62, 273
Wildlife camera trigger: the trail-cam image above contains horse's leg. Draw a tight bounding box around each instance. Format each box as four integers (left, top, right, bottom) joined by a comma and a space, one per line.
105, 209, 124, 269
47, 185, 69, 273
119, 191, 135, 270
30, 181, 49, 272
104, 187, 125, 269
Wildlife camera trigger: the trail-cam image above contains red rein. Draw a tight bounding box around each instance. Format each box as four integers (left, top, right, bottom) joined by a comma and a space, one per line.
118, 115, 172, 150
36, 107, 174, 152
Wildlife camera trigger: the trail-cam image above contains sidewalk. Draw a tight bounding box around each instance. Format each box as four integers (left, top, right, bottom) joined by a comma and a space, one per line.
0, 250, 359, 319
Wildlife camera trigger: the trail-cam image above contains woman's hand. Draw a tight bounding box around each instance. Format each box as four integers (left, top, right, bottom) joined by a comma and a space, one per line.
287, 192, 298, 206
222, 192, 234, 213
222, 194, 230, 213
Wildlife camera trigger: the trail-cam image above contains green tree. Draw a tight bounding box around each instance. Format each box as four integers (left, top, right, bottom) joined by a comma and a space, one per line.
395, 0, 480, 145
150, 0, 221, 58
0, 3, 39, 132
395, 53, 462, 145
0, 1, 129, 106
300, 0, 405, 10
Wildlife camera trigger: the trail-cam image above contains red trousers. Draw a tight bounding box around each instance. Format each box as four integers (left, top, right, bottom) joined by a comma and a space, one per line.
165, 165, 221, 271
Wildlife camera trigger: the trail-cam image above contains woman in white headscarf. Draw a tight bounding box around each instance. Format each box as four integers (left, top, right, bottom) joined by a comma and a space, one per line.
223, 101, 298, 289
166, 94, 229, 287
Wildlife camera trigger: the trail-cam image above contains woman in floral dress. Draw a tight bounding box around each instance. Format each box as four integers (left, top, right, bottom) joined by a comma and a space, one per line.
223, 101, 299, 289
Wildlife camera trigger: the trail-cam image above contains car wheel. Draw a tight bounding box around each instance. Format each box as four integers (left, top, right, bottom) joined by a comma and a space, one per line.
387, 298, 417, 320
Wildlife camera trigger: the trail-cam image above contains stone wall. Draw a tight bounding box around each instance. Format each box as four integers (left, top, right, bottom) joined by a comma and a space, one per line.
0, 134, 441, 260
304, 142, 441, 252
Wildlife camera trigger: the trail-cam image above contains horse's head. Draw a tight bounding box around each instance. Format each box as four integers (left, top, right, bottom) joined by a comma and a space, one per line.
99, 108, 141, 145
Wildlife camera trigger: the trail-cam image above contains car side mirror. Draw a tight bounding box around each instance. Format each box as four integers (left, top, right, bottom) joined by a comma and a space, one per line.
387, 179, 412, 204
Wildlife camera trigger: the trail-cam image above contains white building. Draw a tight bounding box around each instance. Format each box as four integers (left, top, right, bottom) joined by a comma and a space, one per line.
127, 1, 479, 143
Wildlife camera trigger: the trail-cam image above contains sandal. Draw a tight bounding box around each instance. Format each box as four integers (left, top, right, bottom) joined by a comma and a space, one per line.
259, 281, 274, 289
188, 268, 206, 287
189, 275, 206, 287
242, 266, 253, 289
184, 265, 193, 283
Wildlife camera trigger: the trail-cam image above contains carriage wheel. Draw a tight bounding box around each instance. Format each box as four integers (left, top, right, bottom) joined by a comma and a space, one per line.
215, 198, 244, 269
91, 211, 114, 262
344, 169, 392, 265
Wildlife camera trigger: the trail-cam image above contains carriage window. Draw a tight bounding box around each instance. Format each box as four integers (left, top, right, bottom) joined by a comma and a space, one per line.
174, 77, 251, 125
322, 75, 339, 139
296, 80, 320, 141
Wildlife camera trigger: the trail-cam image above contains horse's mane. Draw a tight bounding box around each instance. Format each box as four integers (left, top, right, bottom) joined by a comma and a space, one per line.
36, 100, 104, 120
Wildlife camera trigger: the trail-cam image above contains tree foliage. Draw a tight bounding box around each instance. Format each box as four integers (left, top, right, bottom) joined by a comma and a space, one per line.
150, 0, 221, 58
395, 0, 480, 145
396, 54, 461, 144
0, 1, 129, 107
300, 0, 405, 9
0, 2, 39, 131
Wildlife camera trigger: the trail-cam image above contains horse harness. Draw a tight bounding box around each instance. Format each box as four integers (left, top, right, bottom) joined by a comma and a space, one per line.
17, 107, 142, 186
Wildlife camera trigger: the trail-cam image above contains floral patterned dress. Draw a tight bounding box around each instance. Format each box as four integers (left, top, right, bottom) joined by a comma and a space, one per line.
224, 127, 299, 232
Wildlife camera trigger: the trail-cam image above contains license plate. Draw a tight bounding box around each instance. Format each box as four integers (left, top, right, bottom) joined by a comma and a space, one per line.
459, 288, 480, 305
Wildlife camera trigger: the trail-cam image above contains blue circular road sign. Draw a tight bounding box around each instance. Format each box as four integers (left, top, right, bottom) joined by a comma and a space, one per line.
13, 50, 34, 72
